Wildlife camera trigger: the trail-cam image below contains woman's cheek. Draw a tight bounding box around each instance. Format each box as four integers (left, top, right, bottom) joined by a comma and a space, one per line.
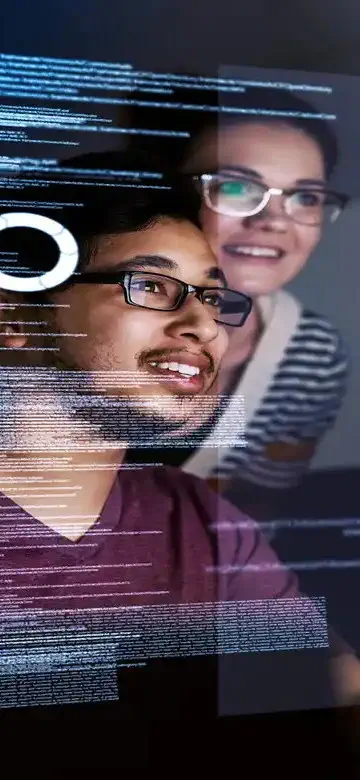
298, 225, 322, 260
200, 205, 225, 248
218, 325, 229, 358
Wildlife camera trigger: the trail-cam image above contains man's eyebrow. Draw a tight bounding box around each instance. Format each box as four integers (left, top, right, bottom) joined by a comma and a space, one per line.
107, 254, 227, 286
113, 255, 178, 273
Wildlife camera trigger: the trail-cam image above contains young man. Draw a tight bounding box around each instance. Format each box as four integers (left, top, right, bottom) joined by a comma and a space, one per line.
0, 181, 358, 713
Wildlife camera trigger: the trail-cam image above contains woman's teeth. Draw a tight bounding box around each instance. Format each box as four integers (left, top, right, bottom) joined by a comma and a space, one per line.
227, 246, 282, 258
150, 361, 200, 377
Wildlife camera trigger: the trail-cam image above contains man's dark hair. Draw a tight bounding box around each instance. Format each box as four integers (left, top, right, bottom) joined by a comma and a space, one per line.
120, 80, 339, 179
0, 167, 201, 281
55, 179, 201, 273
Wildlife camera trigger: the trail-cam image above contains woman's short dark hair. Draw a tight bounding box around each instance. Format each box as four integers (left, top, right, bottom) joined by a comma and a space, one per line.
121, 81, 339, 179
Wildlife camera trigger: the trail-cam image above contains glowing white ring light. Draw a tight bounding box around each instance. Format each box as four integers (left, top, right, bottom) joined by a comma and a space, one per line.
0, 212, 79, 293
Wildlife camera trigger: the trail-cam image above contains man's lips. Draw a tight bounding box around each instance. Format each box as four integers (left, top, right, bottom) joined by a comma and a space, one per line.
222, 244, 285, 261
141, 352, 213, 394
143, 351, 212, 372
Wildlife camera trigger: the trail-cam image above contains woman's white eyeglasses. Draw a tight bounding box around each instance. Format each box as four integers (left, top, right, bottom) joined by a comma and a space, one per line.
194, 173, 349, 226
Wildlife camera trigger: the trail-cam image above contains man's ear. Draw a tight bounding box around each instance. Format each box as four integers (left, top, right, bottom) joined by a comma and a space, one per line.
0, 291, 28, 349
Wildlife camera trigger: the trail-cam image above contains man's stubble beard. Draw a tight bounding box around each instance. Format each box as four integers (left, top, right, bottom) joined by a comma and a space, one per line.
48, 336, 218, 448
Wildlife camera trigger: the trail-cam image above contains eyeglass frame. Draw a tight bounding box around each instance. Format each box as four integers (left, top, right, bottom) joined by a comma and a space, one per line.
69, 269, 253, 327
192, 173, 350, 225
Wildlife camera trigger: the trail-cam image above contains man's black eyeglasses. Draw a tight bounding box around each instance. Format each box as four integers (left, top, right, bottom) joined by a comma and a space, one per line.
71, 270, 252, 328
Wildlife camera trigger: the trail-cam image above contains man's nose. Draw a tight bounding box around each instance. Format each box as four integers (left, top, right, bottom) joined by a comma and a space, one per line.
244, 192, 289, 232
165, 295, 220, 344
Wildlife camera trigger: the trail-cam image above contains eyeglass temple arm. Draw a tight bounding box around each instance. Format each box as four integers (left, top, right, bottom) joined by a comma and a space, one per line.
70, 272, 127, 283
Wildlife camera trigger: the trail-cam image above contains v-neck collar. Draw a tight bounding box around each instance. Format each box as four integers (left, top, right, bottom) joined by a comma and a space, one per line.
0, 470, 125, 561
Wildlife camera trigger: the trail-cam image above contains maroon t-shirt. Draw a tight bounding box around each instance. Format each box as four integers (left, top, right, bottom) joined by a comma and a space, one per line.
0, 465, 348, 718
0, 465, 301, 612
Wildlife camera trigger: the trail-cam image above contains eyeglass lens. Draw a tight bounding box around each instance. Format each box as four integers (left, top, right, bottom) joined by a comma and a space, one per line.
128, 272, 248, 326
206, 176, 342, 224
129, 273, 182, 310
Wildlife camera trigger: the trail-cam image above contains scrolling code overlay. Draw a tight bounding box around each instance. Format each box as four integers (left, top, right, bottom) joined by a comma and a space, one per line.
0, 598, 328, 708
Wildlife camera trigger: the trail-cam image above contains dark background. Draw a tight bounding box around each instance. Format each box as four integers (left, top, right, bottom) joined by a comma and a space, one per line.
1, 0, 360, 77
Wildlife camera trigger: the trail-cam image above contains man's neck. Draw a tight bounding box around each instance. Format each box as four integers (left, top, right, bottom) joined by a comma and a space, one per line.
0, 449, 126, 542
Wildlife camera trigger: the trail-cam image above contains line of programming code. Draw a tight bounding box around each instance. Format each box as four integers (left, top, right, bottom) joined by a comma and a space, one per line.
0, 598, 328, 708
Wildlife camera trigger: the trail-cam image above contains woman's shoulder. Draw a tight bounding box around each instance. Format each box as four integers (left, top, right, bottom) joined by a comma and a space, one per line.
262, 290, 349, 371
298, 306, 341, 335
294, 307, 349, 366
271, 290, 342, 342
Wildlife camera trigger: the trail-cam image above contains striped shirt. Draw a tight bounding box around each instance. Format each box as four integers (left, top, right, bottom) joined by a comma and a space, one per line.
182, 290, 350, 490
210, 309, 349, 488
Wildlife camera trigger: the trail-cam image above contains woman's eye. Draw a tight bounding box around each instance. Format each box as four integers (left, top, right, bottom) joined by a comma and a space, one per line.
293, 190, 324, 207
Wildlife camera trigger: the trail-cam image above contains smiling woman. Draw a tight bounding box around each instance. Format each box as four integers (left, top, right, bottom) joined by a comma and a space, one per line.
180, 91, 350, 502
121, 82, 350, 511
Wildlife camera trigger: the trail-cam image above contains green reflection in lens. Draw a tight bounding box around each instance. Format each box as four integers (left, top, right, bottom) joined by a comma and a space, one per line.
220, 181, 248, 197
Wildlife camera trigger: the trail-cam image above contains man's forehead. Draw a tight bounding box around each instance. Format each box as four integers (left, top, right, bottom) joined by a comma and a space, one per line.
92, 217, 201, 257
87, 220, 226, 285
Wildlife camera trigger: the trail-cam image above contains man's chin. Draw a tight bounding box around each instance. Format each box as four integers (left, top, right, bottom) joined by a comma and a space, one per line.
132, 391, 219, 445
60, 378, 220, 447
127, 398, 196, 442
72, 397, 192, 447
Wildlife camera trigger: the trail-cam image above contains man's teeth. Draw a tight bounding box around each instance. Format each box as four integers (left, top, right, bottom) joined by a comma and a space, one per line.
149, 361, 200, 376
230, 246, 281, 258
